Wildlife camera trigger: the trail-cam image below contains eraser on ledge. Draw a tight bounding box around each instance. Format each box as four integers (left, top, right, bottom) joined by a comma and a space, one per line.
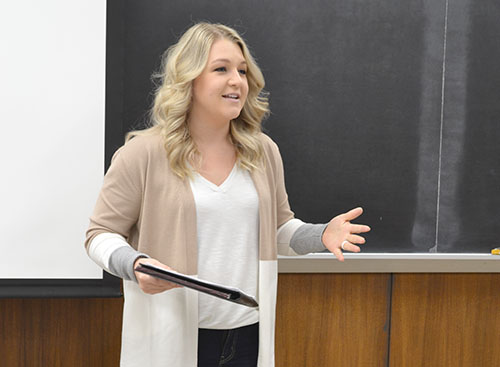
491, 248, 500, 255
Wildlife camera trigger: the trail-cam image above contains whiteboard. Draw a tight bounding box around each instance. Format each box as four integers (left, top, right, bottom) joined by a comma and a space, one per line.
0, 0, 106, 279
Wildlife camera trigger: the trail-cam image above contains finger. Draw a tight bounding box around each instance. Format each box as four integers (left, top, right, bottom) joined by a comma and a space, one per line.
342, 241, 361, 253
134, 258, 181, 288
152, 283, 180, 292
137, 273, 181, 292
332, 248, 345, 262
342, 207, 363, 221
349, 223, 371, 233
144, 287, 168, 295
149, 277, 181, 289
142, 282, 180, 294
347, 234, 366, 244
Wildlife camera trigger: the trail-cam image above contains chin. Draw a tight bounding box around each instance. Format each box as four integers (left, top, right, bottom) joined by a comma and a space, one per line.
225, 110, 243, 121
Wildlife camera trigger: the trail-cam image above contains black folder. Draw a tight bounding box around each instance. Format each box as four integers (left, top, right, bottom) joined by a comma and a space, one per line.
135, 263, 258, 308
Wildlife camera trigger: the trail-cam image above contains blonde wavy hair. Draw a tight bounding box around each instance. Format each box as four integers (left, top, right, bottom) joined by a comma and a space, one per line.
126, 22, 269, 179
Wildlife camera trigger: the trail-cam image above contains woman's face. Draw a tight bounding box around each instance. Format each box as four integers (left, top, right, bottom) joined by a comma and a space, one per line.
190, 38, 249, 125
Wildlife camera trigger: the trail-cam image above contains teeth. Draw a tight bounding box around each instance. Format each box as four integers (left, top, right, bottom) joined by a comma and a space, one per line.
224, 94, 238, 99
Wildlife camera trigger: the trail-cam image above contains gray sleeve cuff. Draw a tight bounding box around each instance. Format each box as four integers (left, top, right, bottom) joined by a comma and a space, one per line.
289, 223, 329, 255
108, 246, 149, 282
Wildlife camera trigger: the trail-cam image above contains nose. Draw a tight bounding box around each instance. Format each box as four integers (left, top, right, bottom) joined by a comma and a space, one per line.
228, 68, 244, 86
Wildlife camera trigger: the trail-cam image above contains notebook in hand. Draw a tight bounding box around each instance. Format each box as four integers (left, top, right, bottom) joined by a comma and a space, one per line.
135, 263, 258, 308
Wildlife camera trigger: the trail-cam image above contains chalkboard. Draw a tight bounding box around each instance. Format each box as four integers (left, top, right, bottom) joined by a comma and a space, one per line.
119, 0, 499, 254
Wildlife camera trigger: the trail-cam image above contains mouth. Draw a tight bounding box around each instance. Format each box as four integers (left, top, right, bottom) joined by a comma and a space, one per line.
222, 93, 240, 100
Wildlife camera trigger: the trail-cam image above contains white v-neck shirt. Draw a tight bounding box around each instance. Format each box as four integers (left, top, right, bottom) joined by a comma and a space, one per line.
189, 164, 260, 329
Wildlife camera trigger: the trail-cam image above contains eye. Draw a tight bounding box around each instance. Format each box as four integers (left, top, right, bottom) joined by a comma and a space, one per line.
214, 66, 227, 72
239, 69, 247, 75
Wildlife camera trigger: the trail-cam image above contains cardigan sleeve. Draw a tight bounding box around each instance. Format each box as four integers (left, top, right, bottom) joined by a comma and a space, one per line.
84, 140, 145, 250
277, 219, 328, 255
270, 138, 295, 228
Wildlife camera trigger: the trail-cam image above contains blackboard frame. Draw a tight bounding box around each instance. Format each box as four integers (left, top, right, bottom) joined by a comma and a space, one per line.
0, 272, 122, 298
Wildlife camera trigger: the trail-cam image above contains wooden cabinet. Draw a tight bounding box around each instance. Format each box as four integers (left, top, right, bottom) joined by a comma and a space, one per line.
1, 273, 499, 366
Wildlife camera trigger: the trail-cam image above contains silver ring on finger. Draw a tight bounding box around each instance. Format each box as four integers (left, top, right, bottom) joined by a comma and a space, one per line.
341, 240, 350, 251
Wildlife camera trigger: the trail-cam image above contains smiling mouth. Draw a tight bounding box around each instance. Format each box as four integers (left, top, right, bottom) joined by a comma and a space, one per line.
222, 94, 240, 100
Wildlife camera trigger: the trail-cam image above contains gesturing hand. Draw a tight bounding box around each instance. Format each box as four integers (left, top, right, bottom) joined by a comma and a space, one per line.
321, 207, 371, 262
134, 257, 182, 294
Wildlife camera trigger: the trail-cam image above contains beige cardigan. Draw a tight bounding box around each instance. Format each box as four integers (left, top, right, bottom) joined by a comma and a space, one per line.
85, 132, 295, 367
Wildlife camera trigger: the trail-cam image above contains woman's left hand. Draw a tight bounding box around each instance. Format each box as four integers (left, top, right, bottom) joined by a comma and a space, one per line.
322, 207, 371, 262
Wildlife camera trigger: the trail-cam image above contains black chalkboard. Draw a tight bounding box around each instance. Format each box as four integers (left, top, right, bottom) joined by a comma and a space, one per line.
119, 0, 499, 254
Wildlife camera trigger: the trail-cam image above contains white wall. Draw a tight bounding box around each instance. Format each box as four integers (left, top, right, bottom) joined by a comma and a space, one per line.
0, 0, 106, 278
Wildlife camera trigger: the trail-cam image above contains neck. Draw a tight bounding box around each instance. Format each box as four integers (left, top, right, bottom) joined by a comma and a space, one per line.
188, 117, 232, 147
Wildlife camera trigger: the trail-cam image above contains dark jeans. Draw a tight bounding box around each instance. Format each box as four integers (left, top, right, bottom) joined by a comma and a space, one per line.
198, 322, 259, 367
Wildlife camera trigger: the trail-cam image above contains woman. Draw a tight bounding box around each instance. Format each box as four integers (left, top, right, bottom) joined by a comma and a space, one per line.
85, 22, 370, 367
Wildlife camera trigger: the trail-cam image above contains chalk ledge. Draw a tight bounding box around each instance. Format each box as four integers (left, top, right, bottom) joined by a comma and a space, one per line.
278, 253, 500, 273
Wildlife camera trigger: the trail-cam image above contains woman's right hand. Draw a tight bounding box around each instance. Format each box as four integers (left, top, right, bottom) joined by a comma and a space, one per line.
133, 257, 182, 294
